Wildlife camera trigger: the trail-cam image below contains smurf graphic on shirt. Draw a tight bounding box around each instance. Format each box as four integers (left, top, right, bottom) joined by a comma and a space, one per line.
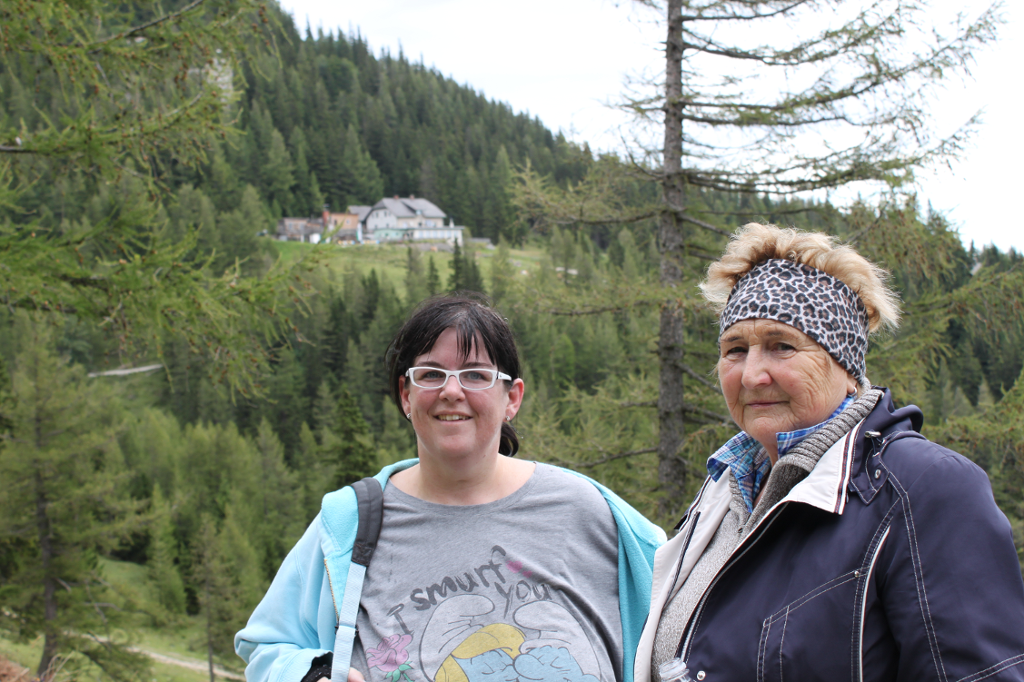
364, 547, 606, 682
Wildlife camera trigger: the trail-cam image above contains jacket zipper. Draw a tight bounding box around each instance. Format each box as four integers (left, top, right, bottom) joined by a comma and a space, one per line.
677, 425, 899, 664
677, 503, 787, 660
857, 525, 891, 682
324, 557, 339, 625
666, 511, 702, 605
661, 479, 712, 619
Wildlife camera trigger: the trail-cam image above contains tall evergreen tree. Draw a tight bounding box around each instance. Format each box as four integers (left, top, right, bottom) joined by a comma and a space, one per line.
338, 124, 385, 206
0, 320, 147, 680
147, 485, 187, 620
192, 512, 263, 681
640, 0, 1004, 502
490, 239, 515, 304
426, 256, 442, 297
448, 241, 466, 292
322, 293, 352, 384
0, 0, 286, 393
262, 129, 297, 218
405, 247, 427, 305
323, 390, 378, 488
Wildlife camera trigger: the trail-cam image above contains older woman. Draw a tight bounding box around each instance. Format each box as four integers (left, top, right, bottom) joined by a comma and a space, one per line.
636, 224, 1024, 682
237, 295, 665, 682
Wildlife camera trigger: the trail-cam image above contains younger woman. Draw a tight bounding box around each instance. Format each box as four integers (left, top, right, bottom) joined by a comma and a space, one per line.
236, 295, 665, 682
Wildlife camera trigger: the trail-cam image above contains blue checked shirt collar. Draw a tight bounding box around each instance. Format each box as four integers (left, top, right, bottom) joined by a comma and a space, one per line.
707, 394, 856, 513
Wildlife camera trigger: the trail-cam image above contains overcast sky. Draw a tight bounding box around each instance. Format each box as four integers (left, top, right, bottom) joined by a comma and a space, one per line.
279, 0, 1022, 253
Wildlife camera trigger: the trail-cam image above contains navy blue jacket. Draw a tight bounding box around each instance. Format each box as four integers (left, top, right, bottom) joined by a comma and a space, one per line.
635, 390, 1024, 682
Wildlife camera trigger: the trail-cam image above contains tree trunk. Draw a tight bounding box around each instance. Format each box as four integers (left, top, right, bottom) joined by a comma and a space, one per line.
206, 571, 216, 682
35, 470, 58, 680
657, 0, 688, 514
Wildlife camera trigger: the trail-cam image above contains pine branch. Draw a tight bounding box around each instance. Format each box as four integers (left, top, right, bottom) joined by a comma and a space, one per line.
677, 361, 720, 391
682, 401, 732, 424
679, 0, 809, 23
663, 205, 733, 237
86, 0, 208, 51
550, 447, 658, 469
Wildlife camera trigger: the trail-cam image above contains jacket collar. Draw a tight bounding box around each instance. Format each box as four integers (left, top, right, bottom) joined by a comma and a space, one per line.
782, 417, 863, 515
684, 391, 895, 529
848, 388, 923, 504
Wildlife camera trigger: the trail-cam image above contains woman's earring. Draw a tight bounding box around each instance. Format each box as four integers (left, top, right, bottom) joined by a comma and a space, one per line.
406, 413, 412, 421
505, 415, 512, 422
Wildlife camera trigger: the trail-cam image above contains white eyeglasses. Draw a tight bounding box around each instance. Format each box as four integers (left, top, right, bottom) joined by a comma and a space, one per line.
405, 367, 512, 390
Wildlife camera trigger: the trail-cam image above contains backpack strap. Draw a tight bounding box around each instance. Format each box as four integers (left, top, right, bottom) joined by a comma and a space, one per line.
330, 477, 384, 682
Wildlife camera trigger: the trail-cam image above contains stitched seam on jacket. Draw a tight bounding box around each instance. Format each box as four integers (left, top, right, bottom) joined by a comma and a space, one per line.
779, 607, 789, 682
956, 653, 1024, 682
764, 571, 859, 624
754, 573, 857, 681
889, 469, 948, 682
758, 618, 771, 682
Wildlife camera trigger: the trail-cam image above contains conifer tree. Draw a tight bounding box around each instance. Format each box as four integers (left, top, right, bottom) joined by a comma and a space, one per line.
249, 419, 301, 577
323, 390, 378, 488
263, 129, 297, 217
510, 0, 1007, 513
294, 422, 331, 522
405, 247, 428, 305
490, 239, 515, 304
147, 485, 187, 620
322, 292, 352, 384
448, 241, 466, 292
338, 124, 385, 205
0, 319, 147, 680
638, 0, 1004, 501
216, 184, 274, 275
463, 250, 487, 295
192, 512, 263, 682
426, 256, 442, 297
0, 0, 286, 393
205, 145, 243, 212
0, 354, 12, 450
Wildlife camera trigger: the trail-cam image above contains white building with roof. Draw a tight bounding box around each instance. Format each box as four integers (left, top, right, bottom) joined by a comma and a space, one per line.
360, 196, 464, 245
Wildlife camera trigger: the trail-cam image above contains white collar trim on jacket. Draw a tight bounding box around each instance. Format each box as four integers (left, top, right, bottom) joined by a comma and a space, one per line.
780, 417, 864, 516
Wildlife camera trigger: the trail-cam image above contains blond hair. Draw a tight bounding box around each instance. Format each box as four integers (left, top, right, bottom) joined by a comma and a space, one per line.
701, 223, 901, 333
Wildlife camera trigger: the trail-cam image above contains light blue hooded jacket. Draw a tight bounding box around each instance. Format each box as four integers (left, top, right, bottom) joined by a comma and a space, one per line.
235, 459, 665, 682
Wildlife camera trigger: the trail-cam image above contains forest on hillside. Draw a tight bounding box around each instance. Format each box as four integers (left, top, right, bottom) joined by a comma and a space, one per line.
1, 1, 1023, 681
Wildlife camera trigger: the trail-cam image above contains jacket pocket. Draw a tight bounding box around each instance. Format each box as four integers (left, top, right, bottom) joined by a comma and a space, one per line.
756, 570, 859, 682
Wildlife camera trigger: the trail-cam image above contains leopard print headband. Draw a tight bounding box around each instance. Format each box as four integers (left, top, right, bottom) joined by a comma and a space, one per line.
719, 259, 869, 380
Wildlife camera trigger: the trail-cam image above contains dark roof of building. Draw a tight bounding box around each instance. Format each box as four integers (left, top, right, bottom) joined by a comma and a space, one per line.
348, 205, 373, 222
369, 196, 446, 219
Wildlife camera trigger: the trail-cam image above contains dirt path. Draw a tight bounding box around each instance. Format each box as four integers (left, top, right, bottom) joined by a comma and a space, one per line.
0, 648, 243, 682
0, 655, 30, 682
130, 648, 244, 681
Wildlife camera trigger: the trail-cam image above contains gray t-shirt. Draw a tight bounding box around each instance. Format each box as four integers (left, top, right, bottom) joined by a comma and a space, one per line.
351, 463, 623, 682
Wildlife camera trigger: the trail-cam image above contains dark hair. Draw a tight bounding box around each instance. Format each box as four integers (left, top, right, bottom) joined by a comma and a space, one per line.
385, 294, 522, 456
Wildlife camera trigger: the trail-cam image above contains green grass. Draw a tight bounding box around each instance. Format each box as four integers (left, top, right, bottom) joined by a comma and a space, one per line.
267, 238, 550, 302
0, 634, 38, 671
0, 559, 245, 682
0, 633, 213, 682
269, 239, 449, 299
149, 659, 211, 682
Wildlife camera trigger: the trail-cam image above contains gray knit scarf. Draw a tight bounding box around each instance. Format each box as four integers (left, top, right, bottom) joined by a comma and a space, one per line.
743, 387, 883, 534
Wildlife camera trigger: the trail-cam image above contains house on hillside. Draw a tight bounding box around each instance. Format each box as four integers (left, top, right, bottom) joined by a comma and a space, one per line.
277, 197, 465, 245
325, 211, 361, 244
359, 196, 464, 245
277, 210, 365, 244
348, 205, 373, 229
277, 217, 324, 243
